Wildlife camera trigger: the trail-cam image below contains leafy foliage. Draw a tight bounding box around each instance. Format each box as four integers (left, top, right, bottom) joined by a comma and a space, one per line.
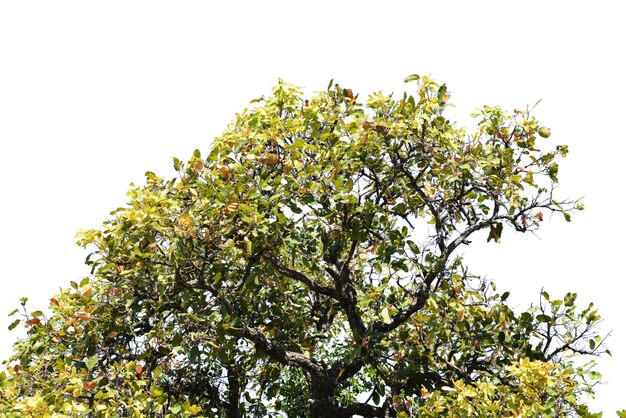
1, 76, 610, 417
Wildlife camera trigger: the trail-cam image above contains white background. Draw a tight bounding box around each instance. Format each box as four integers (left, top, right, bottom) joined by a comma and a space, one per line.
1, 1, 624, 414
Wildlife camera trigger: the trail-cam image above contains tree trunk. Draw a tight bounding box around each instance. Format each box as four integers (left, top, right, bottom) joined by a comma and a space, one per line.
310, 373, 337, 418
226, 366, 241, 418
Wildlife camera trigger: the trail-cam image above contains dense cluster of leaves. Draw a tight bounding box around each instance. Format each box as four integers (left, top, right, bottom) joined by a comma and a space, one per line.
1, 76, 613, 417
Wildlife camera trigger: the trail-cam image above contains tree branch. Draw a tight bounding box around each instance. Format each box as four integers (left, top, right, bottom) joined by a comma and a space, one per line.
267, 255, 340, 300
233, 325, 325, 376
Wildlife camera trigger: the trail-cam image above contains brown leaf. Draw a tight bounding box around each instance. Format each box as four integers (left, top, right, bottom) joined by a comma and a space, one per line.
26, 318, 40, 326
259, 153, 280, 165
136, 364, 143, 375
50, 297, 59, 306
457, 309, 465, 322
489, 225, 501, 243
535, 212, 544, 222
218, 164, 231, 175
454, 285, 462, 296
80, 286, 92, 299
374, 125, 389, 134
83, 380, 98, 391
76, 312, 92, 321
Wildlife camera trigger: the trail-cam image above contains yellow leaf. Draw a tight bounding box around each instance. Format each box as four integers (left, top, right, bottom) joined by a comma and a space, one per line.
381, 307, 392, 324
187, 405, 202, 416
424, 182, 436, 197
225, 202, 239, 213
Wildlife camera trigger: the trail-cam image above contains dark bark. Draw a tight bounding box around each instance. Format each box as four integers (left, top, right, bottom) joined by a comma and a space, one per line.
226, 366, 241, 418
310, 373, 337, 418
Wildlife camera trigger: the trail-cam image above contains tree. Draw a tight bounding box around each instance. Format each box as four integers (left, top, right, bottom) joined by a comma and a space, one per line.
1, 75, 609, 417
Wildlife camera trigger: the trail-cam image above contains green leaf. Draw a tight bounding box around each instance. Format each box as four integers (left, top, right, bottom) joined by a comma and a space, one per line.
403, 74, 420, 83
372, 389, 380, 405
407, 240, 420, 254
85, 354, 99, 370
153, 365, 163, 380
437, 84, 448, 102
172, 157, 182, 171
536, 314, 552, 323
8, 319, 20, 330
150, 386, 165, 397
564, 292, 577, 307
538, 127, 551, 138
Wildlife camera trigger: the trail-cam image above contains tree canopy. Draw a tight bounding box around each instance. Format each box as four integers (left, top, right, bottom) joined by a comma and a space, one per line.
0, 75, 612, 417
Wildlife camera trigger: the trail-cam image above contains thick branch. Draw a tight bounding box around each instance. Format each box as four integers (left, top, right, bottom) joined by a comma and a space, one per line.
393, 369, 445, 394
338, 402, 385, 418
232, 325, 325, 375
268, 256, 340, 300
